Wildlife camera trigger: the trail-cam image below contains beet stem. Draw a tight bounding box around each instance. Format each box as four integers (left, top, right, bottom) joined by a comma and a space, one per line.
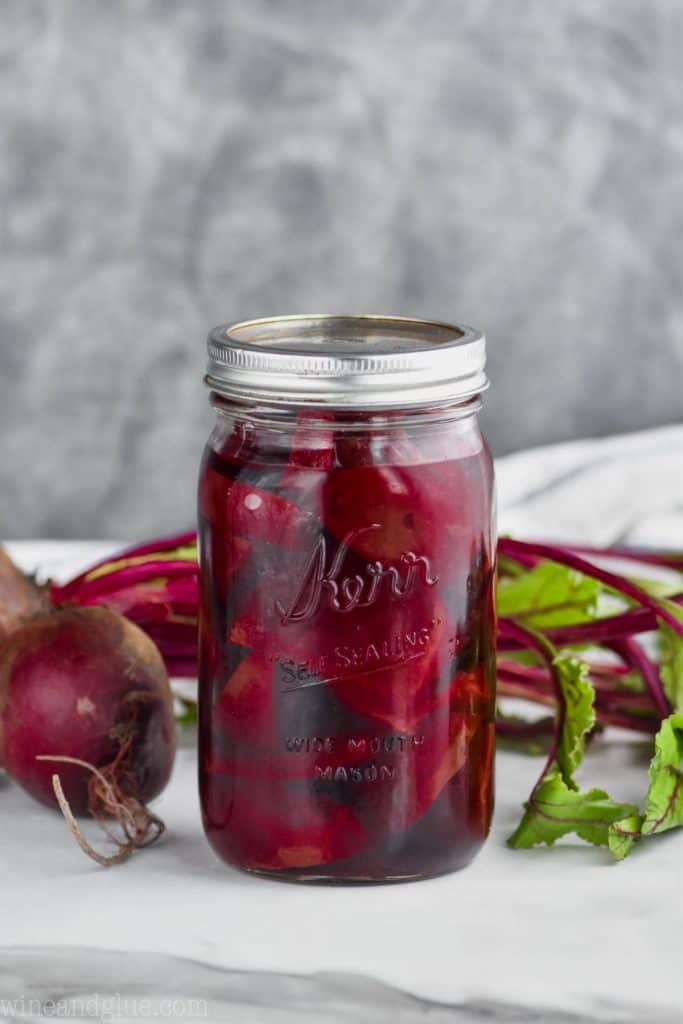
498, 537, 683, 637
609, 637, 671, 718
497, 619, 565, 786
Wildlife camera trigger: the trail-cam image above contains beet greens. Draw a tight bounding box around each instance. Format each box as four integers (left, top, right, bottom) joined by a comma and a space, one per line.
50, 529, 683, 860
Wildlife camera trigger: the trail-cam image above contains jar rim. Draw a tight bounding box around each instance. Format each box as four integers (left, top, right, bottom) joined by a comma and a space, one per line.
205, 314, 488, 410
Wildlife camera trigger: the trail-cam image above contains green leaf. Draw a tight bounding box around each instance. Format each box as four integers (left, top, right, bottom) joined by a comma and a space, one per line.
606, 713, 683, 859
497, 555, 528, 579
552, 652, 595, 788
503, 558, 683, 862
626, 575, 683, 600
509, 773, 639, 850
174, 695, 198, 726
659, 626, 683, 711
641, 713, 683, 837
496, 562, 601, 628
607, 815, 643, 861
658, 603, 683, 711
611, 670, 648, 694
506, 641, 630, 853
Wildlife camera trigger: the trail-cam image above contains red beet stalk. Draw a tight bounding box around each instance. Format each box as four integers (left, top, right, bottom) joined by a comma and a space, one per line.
50, 531, 682, 735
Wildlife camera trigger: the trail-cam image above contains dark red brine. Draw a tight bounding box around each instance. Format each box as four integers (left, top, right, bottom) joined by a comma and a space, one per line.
198, 316, 496, 881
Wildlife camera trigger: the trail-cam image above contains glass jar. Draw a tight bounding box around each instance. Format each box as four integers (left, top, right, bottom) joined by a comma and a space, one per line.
198, 316, 496, 883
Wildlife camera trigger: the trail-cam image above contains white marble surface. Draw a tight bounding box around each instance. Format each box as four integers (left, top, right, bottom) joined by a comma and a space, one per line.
1, 425, 683, 1022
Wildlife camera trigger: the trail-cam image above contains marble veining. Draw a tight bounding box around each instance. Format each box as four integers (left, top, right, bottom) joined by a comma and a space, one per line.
0, 949, 676, 1024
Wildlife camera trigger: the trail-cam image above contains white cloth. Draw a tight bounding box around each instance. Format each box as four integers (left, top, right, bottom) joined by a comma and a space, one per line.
497, 422, 683, 546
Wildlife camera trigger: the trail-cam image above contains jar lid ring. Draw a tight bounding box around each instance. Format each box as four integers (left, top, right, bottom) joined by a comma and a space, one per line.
205, 314, 487, 409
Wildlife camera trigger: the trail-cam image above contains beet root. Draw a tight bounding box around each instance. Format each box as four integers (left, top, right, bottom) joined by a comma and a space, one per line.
0, 606, 176, 822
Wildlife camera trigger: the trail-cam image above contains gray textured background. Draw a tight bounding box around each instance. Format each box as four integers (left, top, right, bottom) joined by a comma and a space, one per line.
1, 0, 682, 539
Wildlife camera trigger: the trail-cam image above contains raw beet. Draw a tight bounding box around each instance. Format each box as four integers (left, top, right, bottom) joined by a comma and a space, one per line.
0, 606, 176, 816
198, 407, 495, 880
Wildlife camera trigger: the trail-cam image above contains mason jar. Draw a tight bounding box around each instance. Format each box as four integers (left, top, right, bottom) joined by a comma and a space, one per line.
197, 315, 496, 882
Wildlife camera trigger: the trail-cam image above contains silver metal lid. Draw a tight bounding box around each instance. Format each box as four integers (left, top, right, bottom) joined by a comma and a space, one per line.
205, 315, 487, 409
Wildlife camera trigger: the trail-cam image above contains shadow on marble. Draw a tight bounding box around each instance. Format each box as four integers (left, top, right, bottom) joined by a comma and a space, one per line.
0, 948, 676, 1024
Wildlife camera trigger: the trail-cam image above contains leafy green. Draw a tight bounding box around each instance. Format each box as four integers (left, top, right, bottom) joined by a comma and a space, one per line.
640, 714, 683, 836
552, 653, 594, 786
174, 695, 198, 726
659, 626, 683, 711
610, 669, 648, 694
497, 554, 528, 579
510, 773, 638, 849
506, 643, 639, 853
508, 684, 683, 860
608, 713, 683, 857
607, 815, 644, 860
627, 576, 683, 600
497, 562, 601, 628
658, 603, 683, 711
498, 543, 683, 860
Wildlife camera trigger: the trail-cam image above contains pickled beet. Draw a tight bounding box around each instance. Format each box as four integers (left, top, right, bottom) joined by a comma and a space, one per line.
198, 406, 495, 881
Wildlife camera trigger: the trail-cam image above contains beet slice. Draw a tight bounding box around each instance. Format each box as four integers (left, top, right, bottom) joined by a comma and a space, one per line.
211, 650, 370, 780
225, 481, 318, 550
284, 410, 336, 472
347, 667, 493, 842
324, 464, 431, 561
213, 653, 272, 742
202, 769, 368, 871
326, 606, 446, 732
